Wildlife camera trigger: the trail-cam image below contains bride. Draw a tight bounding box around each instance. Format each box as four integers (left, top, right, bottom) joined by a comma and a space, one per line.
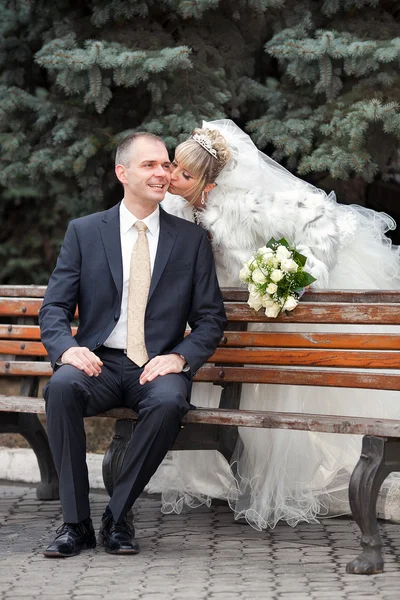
156, 119, 400, 530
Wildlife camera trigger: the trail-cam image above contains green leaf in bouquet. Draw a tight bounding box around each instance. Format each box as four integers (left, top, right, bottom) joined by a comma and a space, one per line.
300, 272, 317, 287
275, 237, 290, 248
292, 249, 307, 267
266, 237, 278, 249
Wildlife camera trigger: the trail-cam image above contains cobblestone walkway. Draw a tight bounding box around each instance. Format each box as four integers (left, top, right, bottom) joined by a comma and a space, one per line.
1, 484, 400, 599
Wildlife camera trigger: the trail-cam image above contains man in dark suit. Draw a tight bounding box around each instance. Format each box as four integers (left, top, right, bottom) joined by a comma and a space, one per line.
39, 132, 226, 558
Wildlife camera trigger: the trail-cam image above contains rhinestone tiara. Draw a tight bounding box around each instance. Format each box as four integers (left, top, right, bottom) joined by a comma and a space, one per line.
192, 132, 220, 160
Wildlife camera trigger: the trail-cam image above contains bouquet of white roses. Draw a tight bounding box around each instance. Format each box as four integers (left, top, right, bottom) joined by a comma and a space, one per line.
239, 238, 317, 318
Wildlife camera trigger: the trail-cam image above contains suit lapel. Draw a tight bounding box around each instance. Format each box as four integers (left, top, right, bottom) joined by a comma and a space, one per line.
99, 203, 123, 298
148, 206, 177, 302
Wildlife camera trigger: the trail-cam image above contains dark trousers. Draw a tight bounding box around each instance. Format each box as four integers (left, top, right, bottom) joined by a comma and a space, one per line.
44, 346, 190, 524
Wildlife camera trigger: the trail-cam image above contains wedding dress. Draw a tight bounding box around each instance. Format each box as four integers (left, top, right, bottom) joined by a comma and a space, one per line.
154, 119, 400, 529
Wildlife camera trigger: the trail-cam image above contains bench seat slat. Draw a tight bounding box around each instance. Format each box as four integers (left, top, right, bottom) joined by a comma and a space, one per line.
1, 394, 399, 437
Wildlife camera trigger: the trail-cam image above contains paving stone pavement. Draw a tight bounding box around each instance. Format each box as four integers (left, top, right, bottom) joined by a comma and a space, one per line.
1, 483, 400, 600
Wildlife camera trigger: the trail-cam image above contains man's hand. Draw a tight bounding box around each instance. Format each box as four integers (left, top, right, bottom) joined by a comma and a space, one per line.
139, 354, 186, 385
60, 347, 103, 377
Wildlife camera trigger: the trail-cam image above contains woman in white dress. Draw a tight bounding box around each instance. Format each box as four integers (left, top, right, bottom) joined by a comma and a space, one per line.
158, 119, 400, 530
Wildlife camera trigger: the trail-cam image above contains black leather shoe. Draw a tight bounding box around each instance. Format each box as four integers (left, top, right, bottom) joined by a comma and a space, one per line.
43, 520, 96, 558
98, 513, 140, 555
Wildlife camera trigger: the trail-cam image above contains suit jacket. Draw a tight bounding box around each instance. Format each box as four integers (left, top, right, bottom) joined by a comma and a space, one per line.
39, 203, 227, 375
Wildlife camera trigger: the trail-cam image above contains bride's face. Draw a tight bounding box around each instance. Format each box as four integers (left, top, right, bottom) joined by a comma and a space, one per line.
169, 156, 200, 202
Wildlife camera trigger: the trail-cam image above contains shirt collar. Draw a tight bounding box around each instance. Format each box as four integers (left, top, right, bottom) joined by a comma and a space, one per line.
120, 200, 160, 237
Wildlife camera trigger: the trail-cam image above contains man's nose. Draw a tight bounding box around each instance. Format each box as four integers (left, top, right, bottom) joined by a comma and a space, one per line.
155, 165, 167, 177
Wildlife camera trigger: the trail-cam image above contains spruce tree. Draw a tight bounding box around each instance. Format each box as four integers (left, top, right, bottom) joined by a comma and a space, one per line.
1, 0, 399, 283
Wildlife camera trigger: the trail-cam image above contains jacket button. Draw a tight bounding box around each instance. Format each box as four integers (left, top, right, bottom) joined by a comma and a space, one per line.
114, 314, 119, 321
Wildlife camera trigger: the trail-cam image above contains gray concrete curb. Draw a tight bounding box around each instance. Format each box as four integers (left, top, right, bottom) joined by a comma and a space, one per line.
0, 446, 105, 489
0, 446, 174, 493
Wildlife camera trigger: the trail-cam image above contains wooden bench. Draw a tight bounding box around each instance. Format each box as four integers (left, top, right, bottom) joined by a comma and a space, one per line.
1, 284, 400, 575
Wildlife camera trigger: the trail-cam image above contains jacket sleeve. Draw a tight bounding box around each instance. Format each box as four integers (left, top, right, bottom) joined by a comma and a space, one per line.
39, 221, 81, 366
171, 230, 227, 374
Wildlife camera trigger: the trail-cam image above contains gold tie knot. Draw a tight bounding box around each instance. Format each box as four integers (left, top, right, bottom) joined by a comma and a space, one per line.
135, 221, 148, 233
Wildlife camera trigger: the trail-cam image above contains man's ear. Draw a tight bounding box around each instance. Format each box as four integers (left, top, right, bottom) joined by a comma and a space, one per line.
115, 164, 127, 185
204, 182, 217, 194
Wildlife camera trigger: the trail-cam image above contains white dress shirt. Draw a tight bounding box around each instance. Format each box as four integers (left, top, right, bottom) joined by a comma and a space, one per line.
104, 201, 160, 350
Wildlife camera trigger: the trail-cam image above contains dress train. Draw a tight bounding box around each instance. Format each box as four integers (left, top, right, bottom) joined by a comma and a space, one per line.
151, 200, 400, 529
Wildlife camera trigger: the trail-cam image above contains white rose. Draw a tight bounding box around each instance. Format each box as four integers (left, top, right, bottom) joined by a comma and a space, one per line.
275, 245, 291, 262
247, 293, 263, 312
248, 283, 260, 297
266, 283, 278, 294
239, 263, 251, 282
261, 295, 274, 308
258, 246, 274, 259
265, 302, 282, 318
282, 296, 299, 312
271, 257, 280, 268
281, 258, 298, 273
252, 268, 267, 284
270, 269, 284, 283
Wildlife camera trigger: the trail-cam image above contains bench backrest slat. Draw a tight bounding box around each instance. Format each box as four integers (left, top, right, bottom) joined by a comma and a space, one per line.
0, 325, 78, 340
195, 366, 400, 391
221, 288, 400, 303
2, 286, 400, 303
213, 348, 400, 369
1, 287, 400, 392
225, 302, 400, 324
1, 361, 400, 390
2, 331, 399, 350
2, 296, 400, 325
221, 332, 400, 350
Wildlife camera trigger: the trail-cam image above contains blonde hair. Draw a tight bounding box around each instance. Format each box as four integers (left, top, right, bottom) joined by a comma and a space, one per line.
175, 128, 231, 204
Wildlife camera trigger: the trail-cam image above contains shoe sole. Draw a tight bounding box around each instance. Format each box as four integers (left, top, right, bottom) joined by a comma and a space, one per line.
104, 547, 140, 555
43, 541, 96, 558
98, 532, 140, 555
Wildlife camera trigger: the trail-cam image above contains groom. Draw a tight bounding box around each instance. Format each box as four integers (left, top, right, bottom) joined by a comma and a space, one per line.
39, 132, 226, 557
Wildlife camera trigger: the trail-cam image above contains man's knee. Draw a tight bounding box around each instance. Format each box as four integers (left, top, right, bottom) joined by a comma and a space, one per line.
159, 392, 189, 419
143, 376, 189, 420
44, 366, 87, 412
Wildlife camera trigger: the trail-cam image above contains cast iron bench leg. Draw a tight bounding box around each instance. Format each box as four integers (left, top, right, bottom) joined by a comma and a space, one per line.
0, 376, 59, 500
0, 410, 59, 501
346, 436, 394, 575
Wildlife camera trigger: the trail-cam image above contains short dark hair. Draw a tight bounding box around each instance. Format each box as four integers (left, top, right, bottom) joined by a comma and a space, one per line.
115, 132, 165, 166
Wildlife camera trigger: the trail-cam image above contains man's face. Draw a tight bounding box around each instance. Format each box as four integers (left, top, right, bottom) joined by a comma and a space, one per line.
117, 138, 171, 204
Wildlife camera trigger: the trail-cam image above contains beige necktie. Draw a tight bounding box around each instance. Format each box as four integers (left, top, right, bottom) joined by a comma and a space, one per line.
127, 221, 151, 366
